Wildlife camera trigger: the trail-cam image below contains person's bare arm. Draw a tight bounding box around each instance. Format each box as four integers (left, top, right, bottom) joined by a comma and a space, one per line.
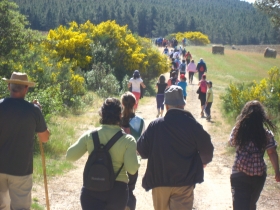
37, 129, 50, 143
267, 147, 280, 182
141, 82, 146, 88
127, 82, 132, 88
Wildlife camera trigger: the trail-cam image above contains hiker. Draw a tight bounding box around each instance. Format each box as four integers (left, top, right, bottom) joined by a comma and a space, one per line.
155, 74, 168, 118
169, 49, 174, 59
182, 47, 187, 58
128, 70, 146, 110
184, 51, 192, 65
0, 72, 50, 210
205, 81, 213, 121
198, 74, 207, 117
120, 92, 145, 210
179, 60, 187, 75
171, 58, 177, 70
177, 74, 188, 100
167, 71, 179, 88
229, 100, 280, 210
187, 59, 197, 85
162, 46, 169, 56
66, 98, 140, 210
196, 58, 207, 80
137, 85, 214, 210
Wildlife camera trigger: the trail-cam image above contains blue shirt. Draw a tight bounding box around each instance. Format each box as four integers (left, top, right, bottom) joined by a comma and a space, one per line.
177, 81, 187, 96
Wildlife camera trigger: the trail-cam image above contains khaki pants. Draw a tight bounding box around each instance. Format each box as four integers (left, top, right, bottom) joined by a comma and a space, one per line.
152, 185, 194, 210
0, 173, 32, 210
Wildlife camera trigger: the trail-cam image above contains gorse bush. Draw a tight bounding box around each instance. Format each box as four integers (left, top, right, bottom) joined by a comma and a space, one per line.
221, 67, 280, 118
170, 31, 211, 46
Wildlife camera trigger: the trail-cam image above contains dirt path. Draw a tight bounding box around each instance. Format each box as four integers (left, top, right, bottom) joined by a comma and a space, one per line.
32, 60, 280, 209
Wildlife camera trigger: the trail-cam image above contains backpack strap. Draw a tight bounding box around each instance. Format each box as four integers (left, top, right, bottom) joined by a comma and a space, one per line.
104, 130, 124, 151
91, 131, 101, 151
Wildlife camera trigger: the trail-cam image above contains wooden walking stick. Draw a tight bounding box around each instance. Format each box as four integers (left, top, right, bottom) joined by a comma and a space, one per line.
39, 137, 50, 210
34, 99, 50, 210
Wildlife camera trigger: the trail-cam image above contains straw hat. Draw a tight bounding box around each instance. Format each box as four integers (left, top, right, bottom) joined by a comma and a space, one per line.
2, 72, 36, 87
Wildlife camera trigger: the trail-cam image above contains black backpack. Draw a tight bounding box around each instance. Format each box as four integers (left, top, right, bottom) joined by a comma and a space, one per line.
83, 130, 124, 191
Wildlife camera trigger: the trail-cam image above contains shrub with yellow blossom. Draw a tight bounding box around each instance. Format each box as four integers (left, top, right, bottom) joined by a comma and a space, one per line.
221, 67, 280, 117
170, 31, 210, 46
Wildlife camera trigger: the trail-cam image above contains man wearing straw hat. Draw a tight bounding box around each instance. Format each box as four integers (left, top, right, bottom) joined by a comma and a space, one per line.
137, 85, 214, 210
0, 72, 50, 210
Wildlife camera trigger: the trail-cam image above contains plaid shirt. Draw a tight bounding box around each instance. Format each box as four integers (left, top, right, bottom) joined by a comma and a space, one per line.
229, 128, 277, 176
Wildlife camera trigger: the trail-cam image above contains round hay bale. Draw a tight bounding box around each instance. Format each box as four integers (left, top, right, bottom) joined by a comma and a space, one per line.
264, 47, 277, 58
212, 45, 224, 55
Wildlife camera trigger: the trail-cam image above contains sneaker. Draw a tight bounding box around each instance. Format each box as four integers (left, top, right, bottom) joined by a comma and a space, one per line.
206, 115, 211, 121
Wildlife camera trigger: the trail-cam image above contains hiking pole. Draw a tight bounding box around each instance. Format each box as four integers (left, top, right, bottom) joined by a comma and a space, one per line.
39, 138, 50, 210
34, 99, 50, 210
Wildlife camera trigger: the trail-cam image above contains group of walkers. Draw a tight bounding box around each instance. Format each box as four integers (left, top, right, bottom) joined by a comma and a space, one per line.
0, 71, 279, 210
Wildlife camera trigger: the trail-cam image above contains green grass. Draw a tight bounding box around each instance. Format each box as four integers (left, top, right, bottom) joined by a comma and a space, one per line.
31, 198, 44, 210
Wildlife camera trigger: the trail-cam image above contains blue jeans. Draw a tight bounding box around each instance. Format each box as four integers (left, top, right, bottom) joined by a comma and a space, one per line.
80, 181, 128, 210
230, 172, 266, 210
205, 102, 212, 117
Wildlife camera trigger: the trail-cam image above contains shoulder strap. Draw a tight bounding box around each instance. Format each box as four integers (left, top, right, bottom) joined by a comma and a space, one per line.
91, 131, 101, 151
104, 130, 124, 151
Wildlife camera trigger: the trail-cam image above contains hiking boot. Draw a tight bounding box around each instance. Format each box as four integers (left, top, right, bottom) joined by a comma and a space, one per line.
206, 115, 211, 121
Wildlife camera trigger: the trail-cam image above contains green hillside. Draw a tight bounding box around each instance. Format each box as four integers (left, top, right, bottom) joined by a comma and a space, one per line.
11, 0, 279, 45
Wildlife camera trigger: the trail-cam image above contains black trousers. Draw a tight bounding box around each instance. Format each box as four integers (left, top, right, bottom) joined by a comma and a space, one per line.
230, 172, 266, 210
80, 181, 128, 210
127, 171, 138, 210
205, 102, 212, 117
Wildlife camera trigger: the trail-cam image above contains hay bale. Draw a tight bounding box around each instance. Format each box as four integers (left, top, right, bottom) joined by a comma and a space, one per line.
212, 45, 224, 55
264, 47, 277, 58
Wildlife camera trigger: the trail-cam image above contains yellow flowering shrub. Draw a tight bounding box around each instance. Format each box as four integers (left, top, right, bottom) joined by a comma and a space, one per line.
171, 31, 210, 45
221, 67, 280, 117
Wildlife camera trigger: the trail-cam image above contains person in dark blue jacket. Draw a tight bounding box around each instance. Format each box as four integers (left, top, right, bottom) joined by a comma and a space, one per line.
196, 58, 207, 80
137, 85, 214, 210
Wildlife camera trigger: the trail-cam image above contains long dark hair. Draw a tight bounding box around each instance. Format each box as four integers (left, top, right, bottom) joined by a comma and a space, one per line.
121, 92, 136, 127
158, 74, 166, 84
232, 100, 276, 150
99, 98, 122, 125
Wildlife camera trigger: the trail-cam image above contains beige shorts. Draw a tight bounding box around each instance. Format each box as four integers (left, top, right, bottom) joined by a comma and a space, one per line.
0, 173, 32, 210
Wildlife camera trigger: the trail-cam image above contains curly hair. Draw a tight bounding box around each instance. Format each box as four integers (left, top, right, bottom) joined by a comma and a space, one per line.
232, 100, 277, 151
120, 92, 136, 127
99, 98, 122, 125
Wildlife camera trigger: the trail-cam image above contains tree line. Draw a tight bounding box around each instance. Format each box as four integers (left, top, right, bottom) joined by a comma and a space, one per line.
12, 0, 279, 45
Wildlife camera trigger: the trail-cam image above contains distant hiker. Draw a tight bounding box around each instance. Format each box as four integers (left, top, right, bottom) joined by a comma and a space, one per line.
229, 100, 280, 210
169, 49, 174, 59
205, 81, 213, 121
187, 59, 197, 85
155, 74, 168, 118
162, 46, 169, 56
182, 47, 187, 58
120, 92, 145, 210
174, 57, 181, 71
66, 98, 140, 210
137, 85, 214, 210
0, 72, 50, 210
167, 71, 179, 88
177, 74, 188, 100
128, 70, 146, 110
173, 50, 180, 59
179, 60, 187, 75
184, 51, 192, 65
198, 74, 207, 117
173, 39, 178, 48
171, 58, 177, 71
196, 58, 207, 80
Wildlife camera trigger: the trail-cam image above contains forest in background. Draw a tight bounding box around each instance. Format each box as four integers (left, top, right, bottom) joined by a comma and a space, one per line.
11, 0, 280, 45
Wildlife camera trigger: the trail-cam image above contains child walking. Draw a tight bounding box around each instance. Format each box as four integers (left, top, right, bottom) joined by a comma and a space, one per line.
156, 74, 168, 117
177, 74, 187, 100
205, 81, 213, 121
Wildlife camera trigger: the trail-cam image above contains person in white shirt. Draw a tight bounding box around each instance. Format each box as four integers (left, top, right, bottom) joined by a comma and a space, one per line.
128, 70, 146, 110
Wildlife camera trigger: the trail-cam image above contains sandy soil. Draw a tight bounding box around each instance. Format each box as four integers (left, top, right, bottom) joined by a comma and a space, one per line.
32, 62, 280, 210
